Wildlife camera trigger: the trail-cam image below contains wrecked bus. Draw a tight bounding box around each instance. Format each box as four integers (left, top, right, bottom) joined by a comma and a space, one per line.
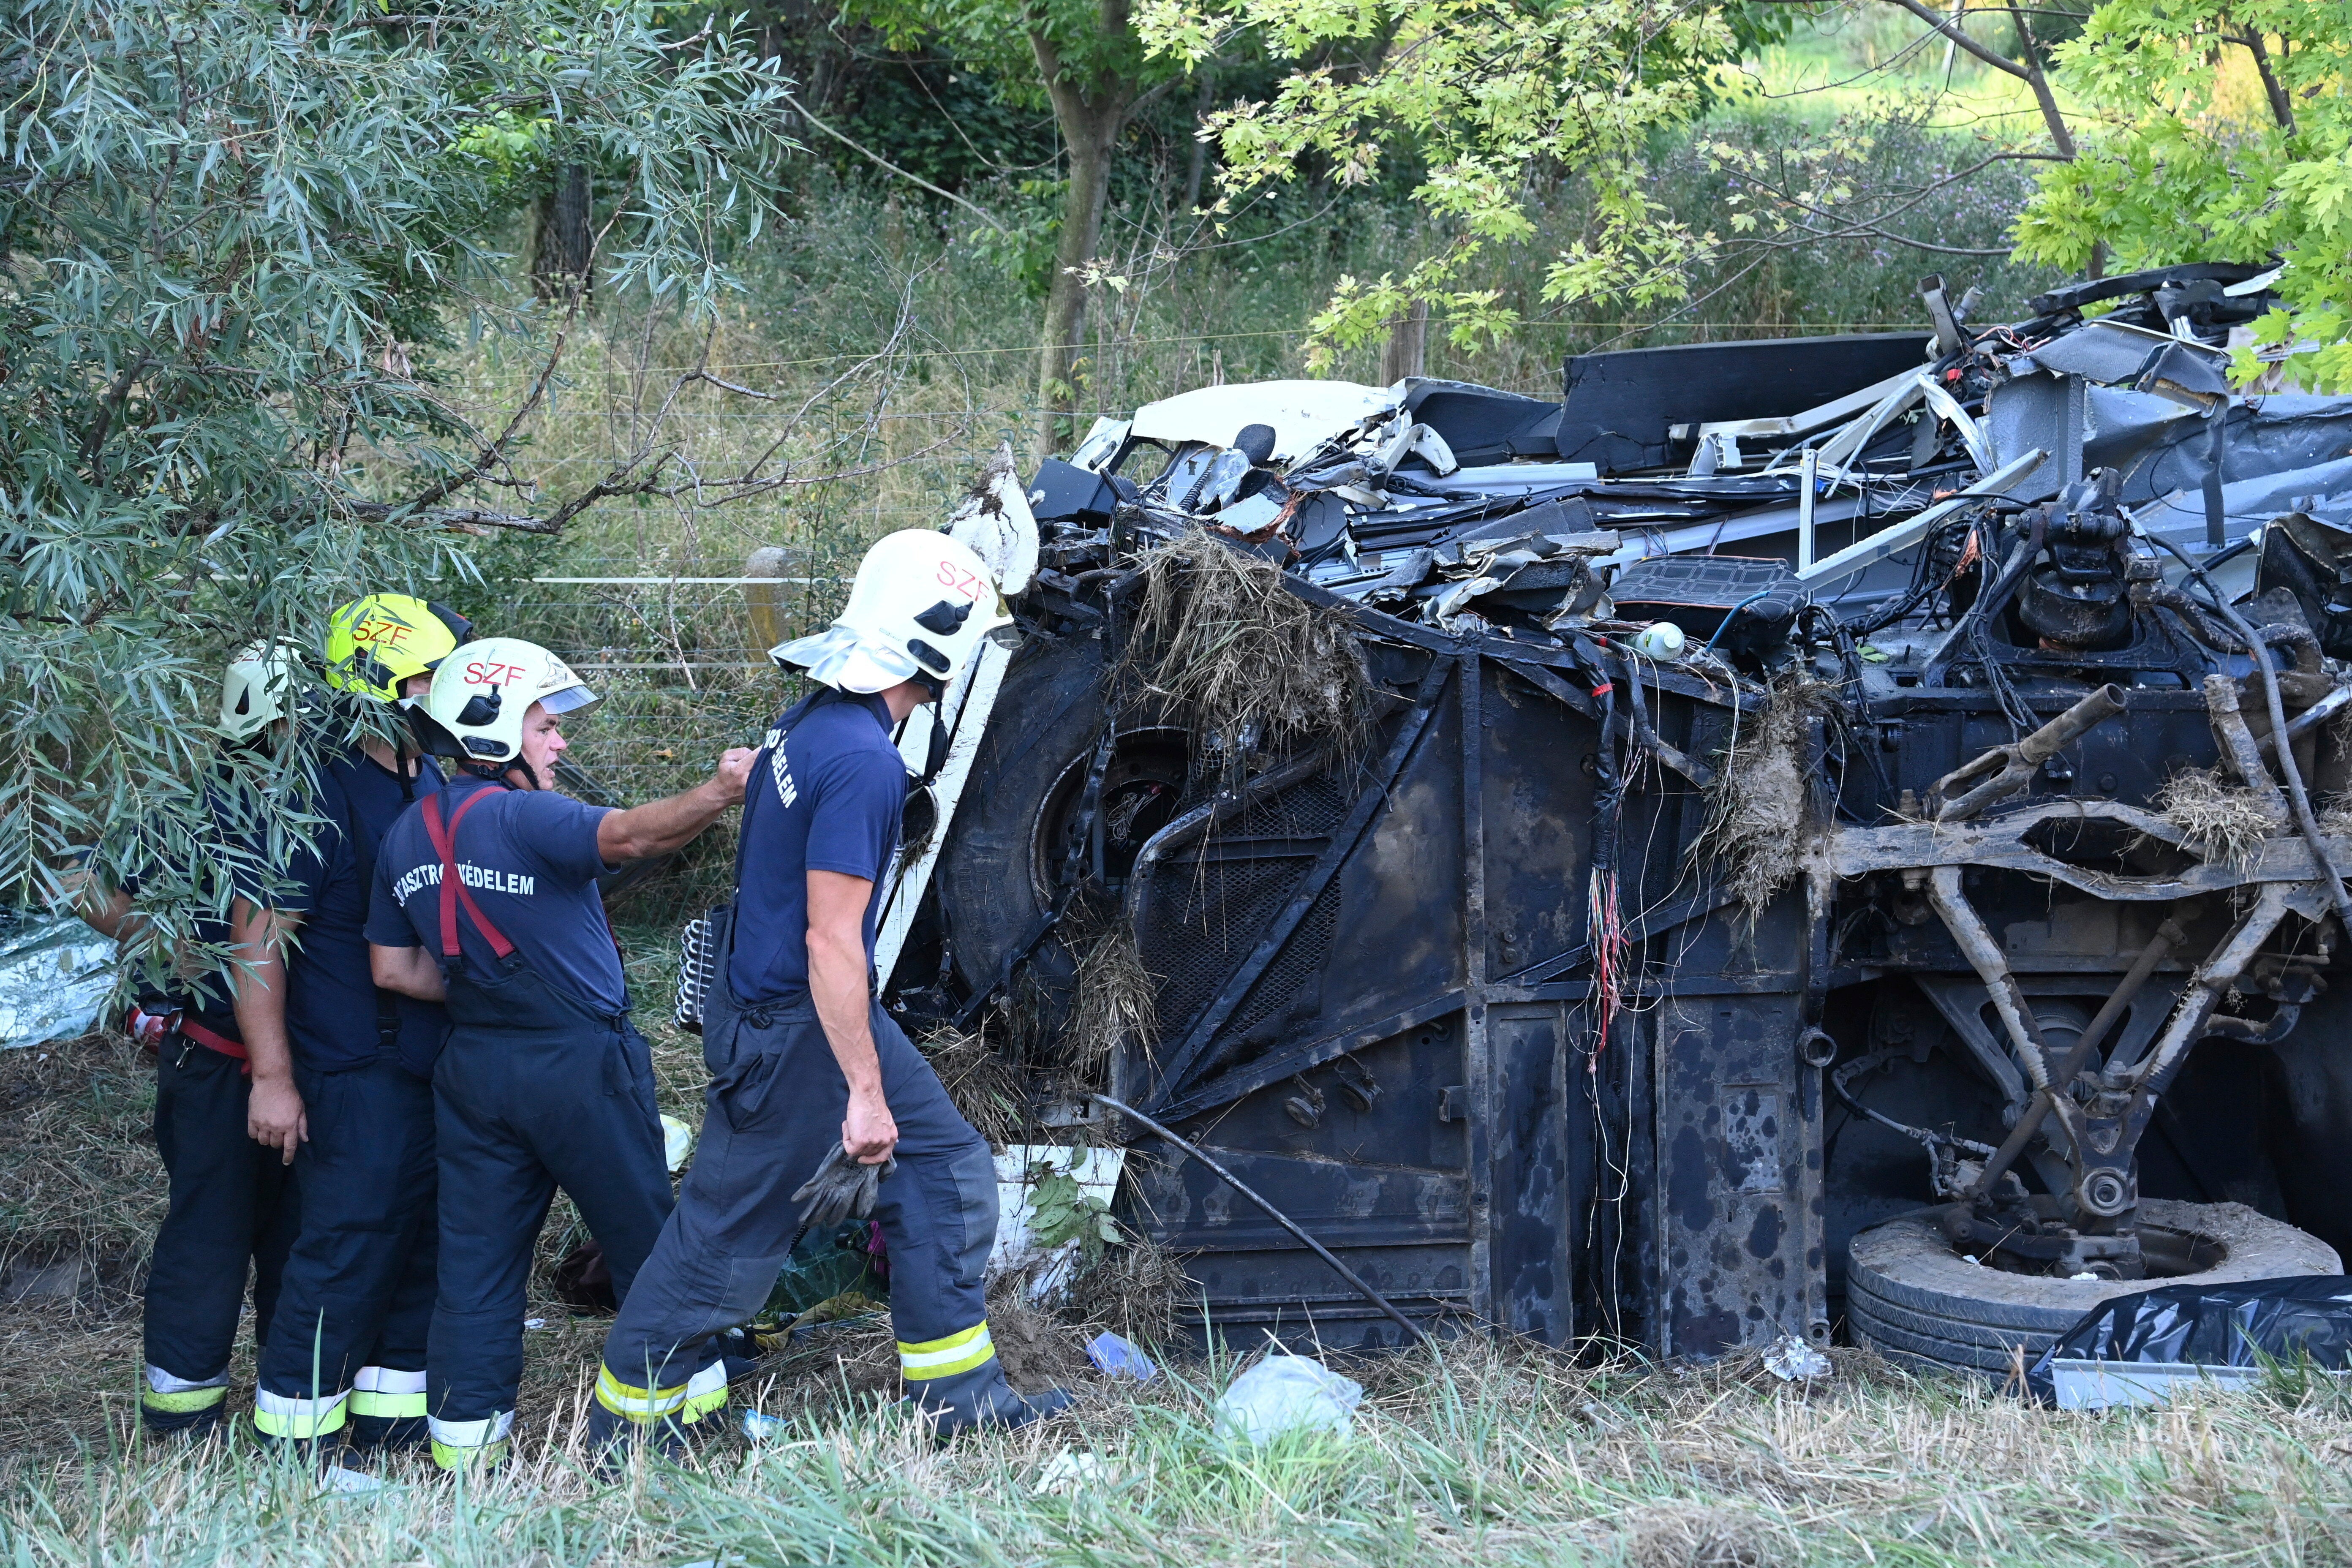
845, 264, 2352, 1373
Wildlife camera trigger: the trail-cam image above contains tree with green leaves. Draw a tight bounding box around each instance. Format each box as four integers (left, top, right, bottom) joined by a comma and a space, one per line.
0, 0, 788, 965
2012, 1, 2350, 391
1135, 0, 1783, 363
846, 0, 1198, 449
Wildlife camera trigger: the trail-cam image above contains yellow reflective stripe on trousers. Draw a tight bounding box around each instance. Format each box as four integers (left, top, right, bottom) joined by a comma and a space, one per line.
596, 1365, 688, 1422
898, 1321, 995, 1380
428, 1411, 513, 1470
678, 1361, 729, 1424
142, 1385, 227, 1414
253, 1386, 350, 1439
143, 1364, 229, 1412
348, 1365, 429, 1420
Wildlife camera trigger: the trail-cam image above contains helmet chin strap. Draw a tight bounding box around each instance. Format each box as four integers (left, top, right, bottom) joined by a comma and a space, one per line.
457, 755, 537, 791
916, 687, 949, 789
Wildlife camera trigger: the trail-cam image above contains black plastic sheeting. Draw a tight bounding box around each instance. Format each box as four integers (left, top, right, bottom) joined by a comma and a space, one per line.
2026, 1275, 2352, 1404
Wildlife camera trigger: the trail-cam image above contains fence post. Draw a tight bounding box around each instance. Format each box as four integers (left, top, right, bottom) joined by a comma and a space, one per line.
743, 545, 800, 661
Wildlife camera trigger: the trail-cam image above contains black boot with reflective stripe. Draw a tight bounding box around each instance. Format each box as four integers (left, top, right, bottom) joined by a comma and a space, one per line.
903, 1336, 1073, 1436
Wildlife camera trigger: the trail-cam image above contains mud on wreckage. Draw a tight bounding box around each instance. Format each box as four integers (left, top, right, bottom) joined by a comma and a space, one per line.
855, 264, 2352, 1373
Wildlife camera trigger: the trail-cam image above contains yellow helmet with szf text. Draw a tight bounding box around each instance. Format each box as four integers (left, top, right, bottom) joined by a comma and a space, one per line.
323, 593, 474, 703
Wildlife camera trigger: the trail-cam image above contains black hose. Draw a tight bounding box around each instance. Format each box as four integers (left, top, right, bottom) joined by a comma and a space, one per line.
1090, 1094, 1434, 1347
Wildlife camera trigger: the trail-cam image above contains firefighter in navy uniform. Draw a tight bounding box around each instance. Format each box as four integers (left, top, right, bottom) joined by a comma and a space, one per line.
235, 594, 473, 1454
590, 530, 1071, 1454
366, 638, 754, 1470
73, 645, 303, 1437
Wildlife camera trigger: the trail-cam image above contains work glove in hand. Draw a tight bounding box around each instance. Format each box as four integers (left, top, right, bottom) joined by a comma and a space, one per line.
792, 1142, 897, 1230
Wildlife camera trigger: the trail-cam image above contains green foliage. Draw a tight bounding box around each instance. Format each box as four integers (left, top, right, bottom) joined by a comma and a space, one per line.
837, 57, 1058, 193
0, 0, 786, 959
849, 0, 1163, 116
2012, 1, 2352, 390
1027, 1166, 1125, 1267
1137, 0, 1768, 359
964, 177, 1071, 296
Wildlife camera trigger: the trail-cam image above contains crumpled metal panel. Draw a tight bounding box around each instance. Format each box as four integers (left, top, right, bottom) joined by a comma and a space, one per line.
0, 912, 117, 1048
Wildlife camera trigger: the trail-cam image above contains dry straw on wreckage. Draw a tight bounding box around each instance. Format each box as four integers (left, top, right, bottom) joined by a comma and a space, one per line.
1695, 678, 1841, 923
2153, 765, 2283, 868
1062, 893, 1160, 1075
1127, 529, 1372, 762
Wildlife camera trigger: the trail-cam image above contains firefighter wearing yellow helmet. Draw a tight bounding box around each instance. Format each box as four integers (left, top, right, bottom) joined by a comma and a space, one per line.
239, 594, 474, 1457
589, 529, 1066, 1459
323, 594, 473, 704
365, 638, 756, 1469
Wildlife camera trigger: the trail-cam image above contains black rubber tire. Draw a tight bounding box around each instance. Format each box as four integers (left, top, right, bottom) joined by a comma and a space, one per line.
933, 633, 1110, 992
1847, 1198, 2341, 1377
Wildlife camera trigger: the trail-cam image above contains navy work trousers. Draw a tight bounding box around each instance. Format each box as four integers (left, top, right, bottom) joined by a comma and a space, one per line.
426, 998, 672, 1466
252, 1056, 437, 1445
593, 978, 999, 1432
142, 1039, 297, 1433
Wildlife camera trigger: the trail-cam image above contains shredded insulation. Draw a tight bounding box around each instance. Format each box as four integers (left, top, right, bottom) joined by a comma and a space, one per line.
2153, 766, 2280, 867
1694, 680, 1838, 923
1128, 529, 1370, 761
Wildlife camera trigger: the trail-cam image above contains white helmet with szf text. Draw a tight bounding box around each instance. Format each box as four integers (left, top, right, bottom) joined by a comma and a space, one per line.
770, 530, 1014, 694
409, 637, 596, 773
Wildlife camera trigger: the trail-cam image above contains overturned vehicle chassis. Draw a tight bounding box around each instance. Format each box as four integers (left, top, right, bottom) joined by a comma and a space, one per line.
868, 272, 2352, 1364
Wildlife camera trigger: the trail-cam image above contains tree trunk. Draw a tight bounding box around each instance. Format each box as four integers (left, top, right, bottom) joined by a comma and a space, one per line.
1379, 299, 1429, 384
1181, 71, 1214, 215
1031, 12, 1137, 459
531, 163, 593, 299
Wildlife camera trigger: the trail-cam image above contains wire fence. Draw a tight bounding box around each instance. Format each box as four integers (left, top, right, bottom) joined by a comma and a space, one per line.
483, 304, 1957, 853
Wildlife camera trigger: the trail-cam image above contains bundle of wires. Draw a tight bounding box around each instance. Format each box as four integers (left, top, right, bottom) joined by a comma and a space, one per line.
1583, 665, 1630, 1073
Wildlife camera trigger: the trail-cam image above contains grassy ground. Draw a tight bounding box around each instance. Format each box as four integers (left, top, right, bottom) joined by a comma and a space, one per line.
9, 1323, 2352, 1565
12, 994, 2352, 1564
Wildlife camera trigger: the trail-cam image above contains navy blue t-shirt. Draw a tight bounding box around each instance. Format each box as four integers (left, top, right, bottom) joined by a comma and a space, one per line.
366, 777, 626, 1013
265, 747, 449, 1073
728, 691, 906, 1006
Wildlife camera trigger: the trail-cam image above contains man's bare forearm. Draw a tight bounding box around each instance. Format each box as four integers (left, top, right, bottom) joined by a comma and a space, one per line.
371, 942, 446, 1002
65, 872, 136, 940
229, 902, 298, 1080
808, 933, 883, 1094
229, 899, 307, 1162
597, 749, 756, 862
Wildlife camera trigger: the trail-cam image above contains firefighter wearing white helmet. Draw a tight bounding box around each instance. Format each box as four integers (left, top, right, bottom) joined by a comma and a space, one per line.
218, 639, 299, 743
366, 637, 756, 1470
769, 527, 1014, 694
591, 529, 1067, 1458
77, 645, 305, 1440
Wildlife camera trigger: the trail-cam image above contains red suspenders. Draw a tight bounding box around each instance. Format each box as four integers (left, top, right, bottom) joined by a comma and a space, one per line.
419, 789, 520, 963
